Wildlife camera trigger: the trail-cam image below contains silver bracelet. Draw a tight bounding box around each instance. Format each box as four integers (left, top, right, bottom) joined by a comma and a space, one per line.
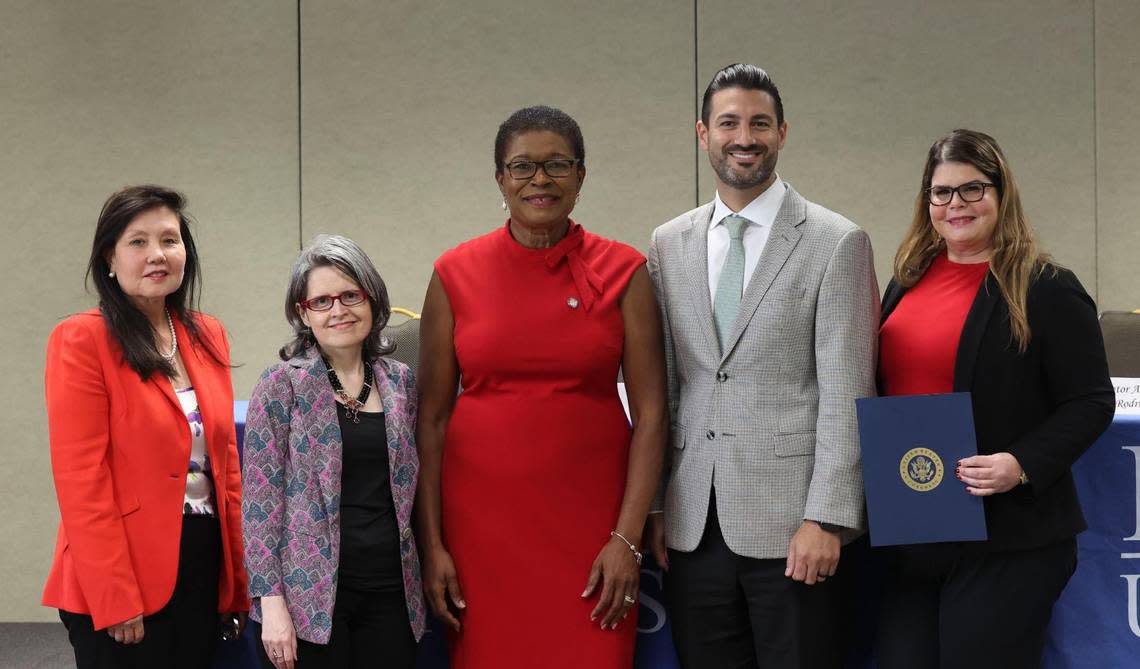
610, 530, 643, 565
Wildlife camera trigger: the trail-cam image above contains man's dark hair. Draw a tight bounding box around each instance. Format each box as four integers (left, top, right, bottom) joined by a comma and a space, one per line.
701, 63, 784, 127
494, 105, 585, 170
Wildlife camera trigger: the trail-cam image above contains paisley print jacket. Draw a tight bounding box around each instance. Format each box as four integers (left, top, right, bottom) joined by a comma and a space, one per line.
242, 346, 425, 643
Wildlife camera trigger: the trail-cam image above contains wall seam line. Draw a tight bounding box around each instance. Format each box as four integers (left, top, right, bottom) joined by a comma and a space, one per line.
693, 0, 699, 208
297, 0, 304, 250
1092, 0, 1099, 303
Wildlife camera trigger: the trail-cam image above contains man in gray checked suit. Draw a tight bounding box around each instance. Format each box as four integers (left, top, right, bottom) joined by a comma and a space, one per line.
645, 64, 878, 668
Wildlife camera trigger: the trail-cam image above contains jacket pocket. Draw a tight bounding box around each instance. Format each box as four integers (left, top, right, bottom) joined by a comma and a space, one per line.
282, 526, 333, 566
774, 432, 815, 457
671, 424, 686, 450
115, 488, 140, 516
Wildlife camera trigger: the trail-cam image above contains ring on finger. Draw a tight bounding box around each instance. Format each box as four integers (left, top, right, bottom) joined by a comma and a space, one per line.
623, 594, 636, 605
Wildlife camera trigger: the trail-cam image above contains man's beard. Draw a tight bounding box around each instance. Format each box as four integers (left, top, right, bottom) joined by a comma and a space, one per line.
711, 145, 777, 190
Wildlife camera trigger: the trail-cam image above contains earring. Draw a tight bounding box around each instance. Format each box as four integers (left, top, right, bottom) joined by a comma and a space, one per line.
108, 270, 115, 278
575, 193, 581, 205
501, 198, 508, 211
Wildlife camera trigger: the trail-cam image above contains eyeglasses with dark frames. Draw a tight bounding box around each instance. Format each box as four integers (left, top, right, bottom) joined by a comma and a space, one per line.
926, 182, 995, 206
298, 290, 369, 312
503, 158, 580, 180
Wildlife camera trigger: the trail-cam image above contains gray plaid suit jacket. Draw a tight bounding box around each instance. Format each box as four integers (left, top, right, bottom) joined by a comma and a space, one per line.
647, 184, 878, 559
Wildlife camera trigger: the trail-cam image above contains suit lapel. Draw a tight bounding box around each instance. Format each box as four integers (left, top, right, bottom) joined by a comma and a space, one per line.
292, 347, 343, 511
175, 316, 212, 461
953, 273, 1000, 392
881, 280, 907, 325
721, 186, 805, 361
151, 317, 185, 417
372, 358, 399, 453
680, 204, 720, 355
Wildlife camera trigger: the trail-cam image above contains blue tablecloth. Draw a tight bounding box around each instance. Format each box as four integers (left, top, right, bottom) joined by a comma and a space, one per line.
217, 406, 1140, 668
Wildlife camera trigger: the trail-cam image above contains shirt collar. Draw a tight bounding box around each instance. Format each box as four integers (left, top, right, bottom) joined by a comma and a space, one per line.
710, 174, 787, 231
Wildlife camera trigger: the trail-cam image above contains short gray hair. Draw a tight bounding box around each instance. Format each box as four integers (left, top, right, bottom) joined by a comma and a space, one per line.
278, 234, 394, 361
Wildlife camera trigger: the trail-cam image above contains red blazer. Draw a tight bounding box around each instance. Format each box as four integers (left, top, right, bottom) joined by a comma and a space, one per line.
42, 309, 249, 630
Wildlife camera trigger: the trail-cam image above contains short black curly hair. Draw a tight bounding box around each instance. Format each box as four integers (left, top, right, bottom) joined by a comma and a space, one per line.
493, 105, 585, 171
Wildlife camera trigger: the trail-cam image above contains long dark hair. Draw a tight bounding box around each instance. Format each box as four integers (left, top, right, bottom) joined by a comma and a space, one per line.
86, 185, 223, 379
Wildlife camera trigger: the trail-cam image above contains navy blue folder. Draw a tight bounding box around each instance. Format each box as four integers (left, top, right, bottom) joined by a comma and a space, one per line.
855, 393, 987, 546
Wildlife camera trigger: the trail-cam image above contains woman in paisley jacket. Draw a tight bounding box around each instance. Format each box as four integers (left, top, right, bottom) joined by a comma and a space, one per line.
242, 235, 425, 669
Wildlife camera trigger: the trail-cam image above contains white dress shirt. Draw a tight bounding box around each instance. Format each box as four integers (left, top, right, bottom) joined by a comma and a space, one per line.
707, 175, 787, 303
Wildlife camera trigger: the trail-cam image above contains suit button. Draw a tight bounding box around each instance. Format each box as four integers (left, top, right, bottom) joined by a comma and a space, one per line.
716, 372, 728, 382
706, 430, 716, 440
401, 526, 412, 541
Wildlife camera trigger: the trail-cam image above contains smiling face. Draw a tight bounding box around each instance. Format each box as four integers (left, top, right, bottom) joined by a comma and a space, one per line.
929, 161, 1000, 263
105, 206, 186, 310
495, 130, 584, 232
298, 266, 373, 357
698, 87, 787, 201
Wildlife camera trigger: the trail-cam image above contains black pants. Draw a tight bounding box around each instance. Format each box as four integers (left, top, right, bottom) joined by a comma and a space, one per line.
60, 515, 222, 669
253, 583, 415, 669
876, 538, 1077, 669
666, 492, 844, 669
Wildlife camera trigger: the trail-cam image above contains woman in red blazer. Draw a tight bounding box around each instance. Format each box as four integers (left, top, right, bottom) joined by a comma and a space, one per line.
43, 185, 248, 669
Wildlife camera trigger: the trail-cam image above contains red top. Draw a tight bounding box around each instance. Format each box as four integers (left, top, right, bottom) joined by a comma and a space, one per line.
879, 253, 990, 396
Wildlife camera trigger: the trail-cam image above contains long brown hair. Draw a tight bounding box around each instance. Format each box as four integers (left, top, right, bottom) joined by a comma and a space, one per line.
893, 129, 1052, 352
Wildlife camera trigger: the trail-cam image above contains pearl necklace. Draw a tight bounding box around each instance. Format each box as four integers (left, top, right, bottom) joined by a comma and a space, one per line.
161, 308, 178, 363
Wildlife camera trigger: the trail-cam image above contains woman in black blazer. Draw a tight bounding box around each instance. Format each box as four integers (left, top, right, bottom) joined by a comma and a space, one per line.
875, 129, 1114, 669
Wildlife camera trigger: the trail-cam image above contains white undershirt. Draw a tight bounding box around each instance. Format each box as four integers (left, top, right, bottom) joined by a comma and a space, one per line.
707, 176, 787, 303
175, 386, 215, 517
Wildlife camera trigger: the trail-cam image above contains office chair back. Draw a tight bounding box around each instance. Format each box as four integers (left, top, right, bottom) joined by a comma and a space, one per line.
1100, 310, 1140, 377
383, 307, 421, 373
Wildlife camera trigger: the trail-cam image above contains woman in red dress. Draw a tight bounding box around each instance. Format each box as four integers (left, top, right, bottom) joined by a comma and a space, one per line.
415, 106, 667, 668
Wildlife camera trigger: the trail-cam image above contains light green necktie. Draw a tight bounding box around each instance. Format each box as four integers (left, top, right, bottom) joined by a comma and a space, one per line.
714, 214, 749, 352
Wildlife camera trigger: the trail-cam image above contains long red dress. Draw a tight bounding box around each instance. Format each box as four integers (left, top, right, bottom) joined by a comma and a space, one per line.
433, 221, 645, 668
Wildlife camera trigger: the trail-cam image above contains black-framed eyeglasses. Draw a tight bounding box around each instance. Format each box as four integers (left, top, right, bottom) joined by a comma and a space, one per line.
504, 158, 580, 180
298, 290, 369, 312
926, 182, 995, 206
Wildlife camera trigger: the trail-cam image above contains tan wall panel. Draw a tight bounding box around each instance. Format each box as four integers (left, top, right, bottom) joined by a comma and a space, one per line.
300, 0, 695, 312
1095, 0, 1140, 312
697, 0, 1097, 294
0, 0, 298, 621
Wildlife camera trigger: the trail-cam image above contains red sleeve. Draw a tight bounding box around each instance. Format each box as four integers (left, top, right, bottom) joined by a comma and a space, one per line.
45, 317, 144, 629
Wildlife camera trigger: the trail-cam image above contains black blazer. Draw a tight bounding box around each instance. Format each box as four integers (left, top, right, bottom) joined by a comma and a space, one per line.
881, 264, 1114, 551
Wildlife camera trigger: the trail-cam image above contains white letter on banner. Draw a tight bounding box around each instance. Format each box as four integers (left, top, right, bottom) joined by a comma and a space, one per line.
1124, 447, 1140, 541
637, 569, 667, 634
1123, 575, 1140, 637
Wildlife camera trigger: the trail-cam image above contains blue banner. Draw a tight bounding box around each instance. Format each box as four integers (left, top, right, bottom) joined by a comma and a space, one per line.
1044, 414, 1140, 668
